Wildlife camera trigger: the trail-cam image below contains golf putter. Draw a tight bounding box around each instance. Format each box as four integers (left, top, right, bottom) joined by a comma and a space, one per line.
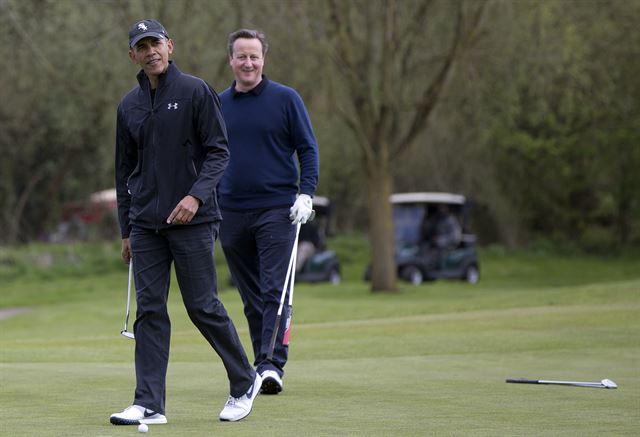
281, 210, 316, 344
282, 231, 299, 347
120, 262, 135, 340
506, 377, 617, 389
281, 213, 316, 347
267, 221, 302, 360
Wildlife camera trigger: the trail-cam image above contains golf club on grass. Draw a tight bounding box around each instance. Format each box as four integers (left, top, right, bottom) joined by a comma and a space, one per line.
266, 219, 305, 361
120, 261, 135, 340
506, 377, 617, 389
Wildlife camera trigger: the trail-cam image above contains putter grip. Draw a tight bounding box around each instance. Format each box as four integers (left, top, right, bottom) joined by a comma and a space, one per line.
506, 378, 539, 384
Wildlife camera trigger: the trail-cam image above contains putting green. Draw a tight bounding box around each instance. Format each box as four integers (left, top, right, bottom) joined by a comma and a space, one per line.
1, 258, 638, 436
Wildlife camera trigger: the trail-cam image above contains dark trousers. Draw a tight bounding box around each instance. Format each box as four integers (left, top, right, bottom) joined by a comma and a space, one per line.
129, 223, 255, 414
219, 208, 296, 377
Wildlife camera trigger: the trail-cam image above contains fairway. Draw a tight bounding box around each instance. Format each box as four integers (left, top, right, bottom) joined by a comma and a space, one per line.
1, 250, 639, 436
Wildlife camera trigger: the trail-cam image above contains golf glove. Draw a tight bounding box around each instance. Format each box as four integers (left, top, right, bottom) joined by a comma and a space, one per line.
290, 194, 313, 224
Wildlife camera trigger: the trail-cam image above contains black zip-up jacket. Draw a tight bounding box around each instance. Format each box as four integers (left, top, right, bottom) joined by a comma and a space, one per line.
115, 62, 229, 238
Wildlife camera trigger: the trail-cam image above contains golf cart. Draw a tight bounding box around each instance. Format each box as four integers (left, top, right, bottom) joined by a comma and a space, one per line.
296, 196, 342, 284
390, 192, 479, 285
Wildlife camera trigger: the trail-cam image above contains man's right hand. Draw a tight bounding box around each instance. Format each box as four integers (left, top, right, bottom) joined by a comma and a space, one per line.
121, 238, 132, 264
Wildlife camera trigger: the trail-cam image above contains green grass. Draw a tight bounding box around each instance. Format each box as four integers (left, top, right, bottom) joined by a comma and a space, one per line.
1, 239, 639, 436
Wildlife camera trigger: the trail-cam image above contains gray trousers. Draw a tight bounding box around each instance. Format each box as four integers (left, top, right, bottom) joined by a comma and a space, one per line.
129, 223, 254, 414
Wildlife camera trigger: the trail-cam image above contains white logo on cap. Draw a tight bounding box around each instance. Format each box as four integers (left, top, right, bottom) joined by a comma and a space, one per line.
137, 23, 148, 31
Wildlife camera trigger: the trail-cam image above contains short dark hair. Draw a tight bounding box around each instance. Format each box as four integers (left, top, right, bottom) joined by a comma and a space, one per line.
228, 29, 268, 56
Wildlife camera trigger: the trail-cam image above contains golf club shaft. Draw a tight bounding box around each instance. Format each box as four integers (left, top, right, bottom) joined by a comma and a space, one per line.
282, 233, 299, 346
267, 222, 301, 360
539, 380, 607, 387
276, 224, 300, 315
120, 262, 136, 339
124, 261, 133, 332
287, 225, 300, 307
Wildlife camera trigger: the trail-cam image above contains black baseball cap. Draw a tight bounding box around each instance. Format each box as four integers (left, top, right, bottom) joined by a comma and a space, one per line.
128, 19, 169, 48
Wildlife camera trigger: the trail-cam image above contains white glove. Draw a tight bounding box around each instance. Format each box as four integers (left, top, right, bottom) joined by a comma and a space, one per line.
289, 194, 313, 224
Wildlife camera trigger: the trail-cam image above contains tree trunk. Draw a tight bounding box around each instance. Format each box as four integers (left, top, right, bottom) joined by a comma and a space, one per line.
366, 157, 398, 292
7, 168, 45, 245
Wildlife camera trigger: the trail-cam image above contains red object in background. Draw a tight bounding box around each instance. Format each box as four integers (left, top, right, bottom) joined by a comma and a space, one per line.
62, 189, 117, 224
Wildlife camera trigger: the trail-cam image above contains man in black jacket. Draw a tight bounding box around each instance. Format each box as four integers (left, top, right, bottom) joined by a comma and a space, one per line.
111, 19, 260, 426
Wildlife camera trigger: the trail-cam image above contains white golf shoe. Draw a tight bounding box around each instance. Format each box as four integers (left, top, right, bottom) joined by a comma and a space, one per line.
110, 404, 167, 425
219, 373, 262, 422
260, 369, 284, 395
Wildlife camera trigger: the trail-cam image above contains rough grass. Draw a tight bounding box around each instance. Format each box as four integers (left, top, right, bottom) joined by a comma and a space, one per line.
0, 239, 638, 436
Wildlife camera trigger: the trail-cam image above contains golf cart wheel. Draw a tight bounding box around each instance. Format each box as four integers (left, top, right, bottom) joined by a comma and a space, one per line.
464, 265, 480, 284
402, 266, 424, 286
328, 267, 341, 285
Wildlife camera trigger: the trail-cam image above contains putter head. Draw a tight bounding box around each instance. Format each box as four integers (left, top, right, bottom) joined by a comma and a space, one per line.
601, 379, 617, 389
120, 330, 135, 340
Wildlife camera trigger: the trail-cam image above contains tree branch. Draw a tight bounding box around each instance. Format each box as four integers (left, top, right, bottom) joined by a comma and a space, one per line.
327, 0, 376, 152
397, 0, 434, 79
394, 0, 488, 159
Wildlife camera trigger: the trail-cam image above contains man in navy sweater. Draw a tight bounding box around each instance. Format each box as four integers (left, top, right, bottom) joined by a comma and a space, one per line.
219, 29, 319, 395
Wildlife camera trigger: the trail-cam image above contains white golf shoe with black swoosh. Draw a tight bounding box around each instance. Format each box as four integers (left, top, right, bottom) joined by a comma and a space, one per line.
109, 405, 167, 425
219, 372, 262, 422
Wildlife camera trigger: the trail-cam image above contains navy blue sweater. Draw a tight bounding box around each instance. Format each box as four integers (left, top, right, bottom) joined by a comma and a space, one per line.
218, 77, 319, 210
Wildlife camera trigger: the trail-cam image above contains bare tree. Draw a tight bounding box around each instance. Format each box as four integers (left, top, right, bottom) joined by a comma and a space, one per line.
324, 0, 488, 291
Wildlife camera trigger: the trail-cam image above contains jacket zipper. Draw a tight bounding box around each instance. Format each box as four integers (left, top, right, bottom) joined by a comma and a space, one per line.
150, 85, 160, 233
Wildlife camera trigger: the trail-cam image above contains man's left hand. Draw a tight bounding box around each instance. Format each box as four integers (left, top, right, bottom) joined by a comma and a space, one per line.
167, 195, 200, 224
289, 194, 313, 224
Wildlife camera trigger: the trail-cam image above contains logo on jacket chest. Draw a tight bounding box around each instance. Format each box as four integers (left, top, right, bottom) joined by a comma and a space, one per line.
167, 102, 179, 110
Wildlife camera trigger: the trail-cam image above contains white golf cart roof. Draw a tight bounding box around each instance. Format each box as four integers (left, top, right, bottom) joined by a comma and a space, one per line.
390, 192, 466, 205
313, 195, 330, 207
89, 188, 117, 204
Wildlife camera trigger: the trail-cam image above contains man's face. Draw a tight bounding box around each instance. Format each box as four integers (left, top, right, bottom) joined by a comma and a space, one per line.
129, 37, 173, 80
229, 38, 264, 92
